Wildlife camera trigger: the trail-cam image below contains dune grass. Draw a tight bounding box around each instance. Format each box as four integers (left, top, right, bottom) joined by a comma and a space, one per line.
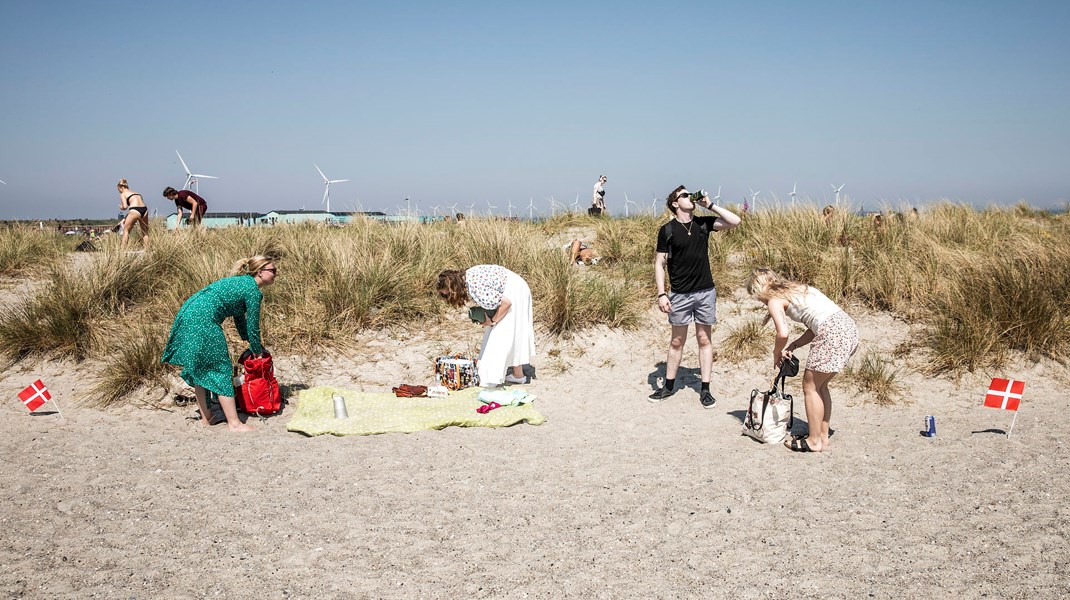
0, 225, 72, 276
843, 350, 903, 406
1, 203, 1066, 405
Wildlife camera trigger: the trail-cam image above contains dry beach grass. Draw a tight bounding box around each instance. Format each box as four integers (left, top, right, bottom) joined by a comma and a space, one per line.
2, 206, 1070, 597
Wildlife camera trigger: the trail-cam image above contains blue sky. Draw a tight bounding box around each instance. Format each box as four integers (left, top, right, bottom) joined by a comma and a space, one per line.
1, 0, 1067, 219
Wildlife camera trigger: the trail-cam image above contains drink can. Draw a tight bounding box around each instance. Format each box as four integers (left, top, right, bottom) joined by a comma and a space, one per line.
690, 189, 708, 202
922, 415, 936, 437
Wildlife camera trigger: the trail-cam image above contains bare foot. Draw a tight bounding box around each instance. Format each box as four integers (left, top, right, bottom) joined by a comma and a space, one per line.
228, 422, 255, 433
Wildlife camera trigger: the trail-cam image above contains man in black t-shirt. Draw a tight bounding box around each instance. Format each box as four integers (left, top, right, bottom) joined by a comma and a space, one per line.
651, 185, 741, 408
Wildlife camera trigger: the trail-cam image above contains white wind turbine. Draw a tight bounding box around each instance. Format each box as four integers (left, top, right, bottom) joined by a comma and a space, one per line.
507, 199, 516, 218
176, 150, 217, 193
468, 202, 478, 217
447, 203, 459, 218
527, 197, 536, 220
831, 183, 845, 203
749, 188, 761, 208
571, 194, 581, 213
315, 164, 348, 213
624, 192, 639, 217
650, 193, 660, 216
790, 182, 798, 207
485, 199, 497, 216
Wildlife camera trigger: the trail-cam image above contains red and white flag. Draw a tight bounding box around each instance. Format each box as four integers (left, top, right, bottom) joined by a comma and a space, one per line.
984, 378, 1024, 411
18, 379, 52, 412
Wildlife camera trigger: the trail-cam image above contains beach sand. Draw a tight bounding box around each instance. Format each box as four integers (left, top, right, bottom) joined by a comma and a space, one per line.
2, 295, 1069, 598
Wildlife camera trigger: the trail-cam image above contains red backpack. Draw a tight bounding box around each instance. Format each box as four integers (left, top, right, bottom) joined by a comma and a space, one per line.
235, 352, 282, 416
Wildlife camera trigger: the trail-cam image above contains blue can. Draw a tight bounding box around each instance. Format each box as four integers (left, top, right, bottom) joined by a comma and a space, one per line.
922, 415, 936, 437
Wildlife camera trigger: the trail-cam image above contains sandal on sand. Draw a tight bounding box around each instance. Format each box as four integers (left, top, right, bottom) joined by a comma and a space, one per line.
787, 437, 815, 452
476, 402, 502, 414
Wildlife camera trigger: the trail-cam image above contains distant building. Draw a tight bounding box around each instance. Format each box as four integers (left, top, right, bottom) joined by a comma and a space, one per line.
165, 212, 262, 230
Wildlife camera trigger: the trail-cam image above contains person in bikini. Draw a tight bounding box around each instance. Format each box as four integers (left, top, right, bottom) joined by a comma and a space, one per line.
117, 178, 150, 249
162, 186, 207, 227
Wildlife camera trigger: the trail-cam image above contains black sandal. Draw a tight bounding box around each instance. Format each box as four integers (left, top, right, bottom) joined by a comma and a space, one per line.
787, 437, 814, 452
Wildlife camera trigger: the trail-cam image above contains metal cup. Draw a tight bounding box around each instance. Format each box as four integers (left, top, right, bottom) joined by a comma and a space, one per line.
332, 393, 349, 419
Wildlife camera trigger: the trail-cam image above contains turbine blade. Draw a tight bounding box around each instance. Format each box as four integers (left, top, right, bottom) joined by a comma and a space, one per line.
315, 164, 328, 181
176, 150, 191, 175
192, 174, 218, 179
330, 179, 349, 183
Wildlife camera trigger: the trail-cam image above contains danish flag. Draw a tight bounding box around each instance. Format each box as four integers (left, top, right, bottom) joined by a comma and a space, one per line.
18, 379, 52, 412
984, 378, 1024, 411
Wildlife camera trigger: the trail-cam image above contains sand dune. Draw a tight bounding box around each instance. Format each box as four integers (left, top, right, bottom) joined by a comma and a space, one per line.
2, 298, 1069, 598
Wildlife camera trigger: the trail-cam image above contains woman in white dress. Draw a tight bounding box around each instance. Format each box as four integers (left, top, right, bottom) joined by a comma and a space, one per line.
437, 266, 535, 386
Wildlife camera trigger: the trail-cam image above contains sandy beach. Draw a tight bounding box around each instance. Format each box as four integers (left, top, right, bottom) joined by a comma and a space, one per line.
3, 289, 1069, 599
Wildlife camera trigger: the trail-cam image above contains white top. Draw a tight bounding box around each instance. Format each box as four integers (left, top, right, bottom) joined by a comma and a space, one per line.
785, 286, 841, 333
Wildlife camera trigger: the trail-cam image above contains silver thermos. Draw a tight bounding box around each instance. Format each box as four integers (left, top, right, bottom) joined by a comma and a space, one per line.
332, 393, 349, 419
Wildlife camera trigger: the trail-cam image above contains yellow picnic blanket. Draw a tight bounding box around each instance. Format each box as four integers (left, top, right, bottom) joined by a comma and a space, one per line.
286, 386, 547, 436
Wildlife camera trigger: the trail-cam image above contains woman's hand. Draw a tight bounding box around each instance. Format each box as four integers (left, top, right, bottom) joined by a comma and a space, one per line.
482, 314, 494, 327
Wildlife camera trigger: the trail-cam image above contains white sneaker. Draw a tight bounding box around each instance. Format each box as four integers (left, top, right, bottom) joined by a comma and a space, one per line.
504, 374, 528, 385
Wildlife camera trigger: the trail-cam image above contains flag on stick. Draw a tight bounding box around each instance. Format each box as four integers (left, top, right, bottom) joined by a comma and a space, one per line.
984, 378, 1024, 438
984, 378, 1024, 411
18, 379, 51, 412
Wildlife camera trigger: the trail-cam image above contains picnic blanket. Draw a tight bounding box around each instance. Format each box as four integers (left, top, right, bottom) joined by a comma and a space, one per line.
286, 385, 547, 437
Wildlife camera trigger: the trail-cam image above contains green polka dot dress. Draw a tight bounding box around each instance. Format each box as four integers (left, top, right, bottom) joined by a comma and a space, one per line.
161, 275, 264, 397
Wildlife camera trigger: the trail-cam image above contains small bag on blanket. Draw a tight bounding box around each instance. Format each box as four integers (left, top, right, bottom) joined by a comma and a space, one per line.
742, 357, 799, 443
434, 353, 479, 391
234, 350, 282, 416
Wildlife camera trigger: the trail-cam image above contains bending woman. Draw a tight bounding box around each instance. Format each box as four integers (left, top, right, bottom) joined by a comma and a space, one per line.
162, 255, 277, 432
117, 178, 150, 249
437, 266, 536, 387
746, 268, 858, 453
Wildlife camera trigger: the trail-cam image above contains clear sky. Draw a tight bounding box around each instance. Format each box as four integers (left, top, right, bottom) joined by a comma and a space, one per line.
1, 0, 1068, 219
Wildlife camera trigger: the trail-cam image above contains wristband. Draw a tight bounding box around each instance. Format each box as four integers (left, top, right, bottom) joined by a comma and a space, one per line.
658, 293, 667, 298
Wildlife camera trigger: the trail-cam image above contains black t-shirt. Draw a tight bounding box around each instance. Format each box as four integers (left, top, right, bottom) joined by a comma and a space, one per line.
656, 216, 720, 294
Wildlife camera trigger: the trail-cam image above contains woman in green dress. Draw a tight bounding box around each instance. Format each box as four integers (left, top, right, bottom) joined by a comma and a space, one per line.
162, 255, 277, 432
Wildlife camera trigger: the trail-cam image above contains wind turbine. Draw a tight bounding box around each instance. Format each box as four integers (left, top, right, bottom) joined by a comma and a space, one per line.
790, 182, 798, 207
447, 203, 459, 218
527, 197, 536, 220
624, 192, 639, 217
712, 185, 721, 202
650, 193, 660, 216
507, 199, 516, 218
176, 150, 217, 193
485, 199, 497, 216
468, 202, 477, 217
572, 194, 581, 213
315, 164, 348, 213
749, 189, 761, 207
831, 183, 845, 203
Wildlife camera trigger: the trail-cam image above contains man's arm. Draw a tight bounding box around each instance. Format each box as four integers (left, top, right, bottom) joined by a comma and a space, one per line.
654, 251, 671, 313
702, 199, 742, 230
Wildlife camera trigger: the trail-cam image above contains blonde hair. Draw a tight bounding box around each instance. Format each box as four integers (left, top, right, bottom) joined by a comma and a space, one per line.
231, 255, 274, 276
117, 178, 129, 190
746, 267, 807, 303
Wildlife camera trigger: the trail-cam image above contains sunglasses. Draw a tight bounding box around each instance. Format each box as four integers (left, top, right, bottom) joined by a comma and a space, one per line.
261, 268, 277, 274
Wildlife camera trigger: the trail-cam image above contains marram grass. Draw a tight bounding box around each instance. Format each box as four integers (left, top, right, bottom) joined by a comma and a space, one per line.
0, 203, 1067, 405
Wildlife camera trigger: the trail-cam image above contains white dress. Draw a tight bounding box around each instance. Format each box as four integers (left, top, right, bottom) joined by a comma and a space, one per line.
466, 265, 536, 386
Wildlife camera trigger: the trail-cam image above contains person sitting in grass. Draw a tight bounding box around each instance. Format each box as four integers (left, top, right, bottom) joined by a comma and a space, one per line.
436, 266, 535, 387
162, 255, 277, 432
746, 267, 859, 453
567, 240, 602, 265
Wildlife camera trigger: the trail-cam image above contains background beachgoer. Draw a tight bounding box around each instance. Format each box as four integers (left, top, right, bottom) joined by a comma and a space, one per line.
117, 178, 150, 249
163, 186, 207, 227
591, 175, 607, 215
746, 267, 859, 453
162, 255, 277, 432
437, 266, 535, 387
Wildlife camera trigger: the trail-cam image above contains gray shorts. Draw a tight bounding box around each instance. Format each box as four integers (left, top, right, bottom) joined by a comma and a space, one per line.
668, 287, 717, 326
